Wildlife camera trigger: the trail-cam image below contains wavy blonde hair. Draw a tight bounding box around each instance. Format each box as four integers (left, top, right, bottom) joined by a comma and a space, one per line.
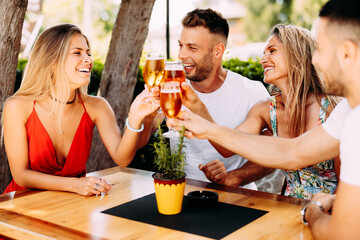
268, 24, 339, 137
14, 24, 90, 131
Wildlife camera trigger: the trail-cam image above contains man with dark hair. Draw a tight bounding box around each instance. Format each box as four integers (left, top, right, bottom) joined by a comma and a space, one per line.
172, 8, 270, 189
302, 0, 360, 238
168, 0, 360, 238
181, 8, 229, 46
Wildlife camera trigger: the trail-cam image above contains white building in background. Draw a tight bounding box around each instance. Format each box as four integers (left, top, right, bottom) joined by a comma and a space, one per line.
21, 0, 44, 58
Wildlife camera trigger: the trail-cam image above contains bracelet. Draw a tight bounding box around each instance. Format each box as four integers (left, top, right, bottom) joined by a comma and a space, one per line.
300, 201, 324, 225
125, 117, 144, 133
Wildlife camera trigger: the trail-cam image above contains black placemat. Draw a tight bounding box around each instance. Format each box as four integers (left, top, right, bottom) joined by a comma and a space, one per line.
102, 193, 268, 239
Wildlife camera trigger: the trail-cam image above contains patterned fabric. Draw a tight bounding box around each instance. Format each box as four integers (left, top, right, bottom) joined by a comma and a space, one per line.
269, 96, 278, 137
269, 96, 338, 199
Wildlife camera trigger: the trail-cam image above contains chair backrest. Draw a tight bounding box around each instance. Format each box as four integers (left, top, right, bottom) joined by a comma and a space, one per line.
255, 169, 285, 194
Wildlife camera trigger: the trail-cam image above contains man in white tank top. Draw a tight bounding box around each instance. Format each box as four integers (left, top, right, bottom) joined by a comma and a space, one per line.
171, 8, 269, 189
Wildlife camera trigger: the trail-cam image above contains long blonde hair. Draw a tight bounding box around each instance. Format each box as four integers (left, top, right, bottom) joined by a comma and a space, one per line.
14, 24, 90, 131
268, 24, 338, 137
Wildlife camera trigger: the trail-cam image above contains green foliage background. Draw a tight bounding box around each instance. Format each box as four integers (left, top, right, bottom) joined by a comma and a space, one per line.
238, 0, 328, 42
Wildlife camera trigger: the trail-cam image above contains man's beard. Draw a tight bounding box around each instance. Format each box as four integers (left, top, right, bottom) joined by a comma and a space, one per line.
320, 59, 346, 97
186, 51, 213, 82
323, 78, 346, 97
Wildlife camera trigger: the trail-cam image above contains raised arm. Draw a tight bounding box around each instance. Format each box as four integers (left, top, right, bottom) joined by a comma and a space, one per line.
128, 86, 162, 149
197, 101, 275, 186
180, 82, 269, 158
209, 100, 269, 158
180, 82, 214, 121
179, 82, 274, 186
92, 88, 160, 168
168, 110, 340, 170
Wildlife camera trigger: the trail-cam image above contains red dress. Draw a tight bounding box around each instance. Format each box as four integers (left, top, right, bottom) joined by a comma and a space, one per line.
3, 95, 94, 193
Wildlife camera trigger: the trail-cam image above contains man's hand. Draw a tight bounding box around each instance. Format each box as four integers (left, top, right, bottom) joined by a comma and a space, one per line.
181, 82, 200, 109
199, 159, 227, 185
181, 82, 213, 121
311, 192, 336, 213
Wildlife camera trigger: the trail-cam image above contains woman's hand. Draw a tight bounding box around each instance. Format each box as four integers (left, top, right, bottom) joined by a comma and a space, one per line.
166, 110, 215, 139
129, 85, 160, 121
75, 176, 111, 196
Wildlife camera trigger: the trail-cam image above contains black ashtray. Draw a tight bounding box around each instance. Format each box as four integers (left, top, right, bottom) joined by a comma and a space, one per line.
187, 190, 219, 208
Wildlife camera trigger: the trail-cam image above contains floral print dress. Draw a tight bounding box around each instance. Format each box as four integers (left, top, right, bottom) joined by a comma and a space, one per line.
269, 96, 338, 199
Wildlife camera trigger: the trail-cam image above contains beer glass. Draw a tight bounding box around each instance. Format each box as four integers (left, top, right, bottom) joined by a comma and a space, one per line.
143, 52, 165, 88
160, 81, 182, 138
163, 60, 186, 84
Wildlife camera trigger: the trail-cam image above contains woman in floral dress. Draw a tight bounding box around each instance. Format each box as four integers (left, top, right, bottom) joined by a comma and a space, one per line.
194, 24, 340, 199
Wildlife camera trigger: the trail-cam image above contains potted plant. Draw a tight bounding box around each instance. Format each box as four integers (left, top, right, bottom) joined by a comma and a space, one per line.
152, 122, 186, 215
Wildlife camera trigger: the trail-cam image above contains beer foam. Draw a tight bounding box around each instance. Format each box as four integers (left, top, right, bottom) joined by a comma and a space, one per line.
165, 61, 184, 71
160, 89, 181, 93
146, 56, 164, 60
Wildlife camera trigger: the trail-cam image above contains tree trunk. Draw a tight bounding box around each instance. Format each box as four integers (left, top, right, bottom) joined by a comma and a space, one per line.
87, 0, 156, 172
0, 0, 28, 193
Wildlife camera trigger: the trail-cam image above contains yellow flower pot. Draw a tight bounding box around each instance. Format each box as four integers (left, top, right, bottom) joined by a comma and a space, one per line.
153, 173, 186, 215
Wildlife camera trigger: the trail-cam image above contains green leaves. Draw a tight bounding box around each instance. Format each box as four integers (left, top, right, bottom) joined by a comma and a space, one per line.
222, 58, 268, 88
152, 122, 186, 179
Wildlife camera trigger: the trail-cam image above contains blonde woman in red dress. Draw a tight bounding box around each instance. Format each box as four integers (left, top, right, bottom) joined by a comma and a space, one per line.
3, 24, 160, 196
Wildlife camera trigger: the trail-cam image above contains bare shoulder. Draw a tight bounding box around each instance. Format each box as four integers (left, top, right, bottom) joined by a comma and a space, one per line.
248, 98, 272, 127
248, 98, 270, 117
82, 94, 109, 107
3, 96, 34, 126
81, 95, 114, 119
3, 96, 34, 123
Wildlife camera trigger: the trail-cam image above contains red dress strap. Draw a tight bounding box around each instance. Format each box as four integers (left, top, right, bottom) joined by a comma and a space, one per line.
78, 92, 87, 111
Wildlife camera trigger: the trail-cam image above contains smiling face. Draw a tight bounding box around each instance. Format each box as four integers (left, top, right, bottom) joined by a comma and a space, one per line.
312, 18, 345, 97
178, 27, 215, 82
64, 34, 93, 90
260, 35, 288, 86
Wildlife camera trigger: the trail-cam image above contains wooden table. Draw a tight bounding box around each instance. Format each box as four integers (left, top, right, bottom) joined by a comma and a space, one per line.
0, 167, 313, 240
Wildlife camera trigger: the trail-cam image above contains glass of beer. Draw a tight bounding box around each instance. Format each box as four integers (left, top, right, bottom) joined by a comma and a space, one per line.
143, 52, 165, 88
160, 81, 182, 138
164, 60, 186, 85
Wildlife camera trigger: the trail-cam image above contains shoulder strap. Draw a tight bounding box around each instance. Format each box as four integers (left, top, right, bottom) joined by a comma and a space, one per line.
318, 97, 329, 125
269, 96, 278, 137
77, 92, 87, 111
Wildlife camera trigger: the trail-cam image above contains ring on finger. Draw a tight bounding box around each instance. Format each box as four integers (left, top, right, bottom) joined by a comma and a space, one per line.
95, 183, 99, 191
